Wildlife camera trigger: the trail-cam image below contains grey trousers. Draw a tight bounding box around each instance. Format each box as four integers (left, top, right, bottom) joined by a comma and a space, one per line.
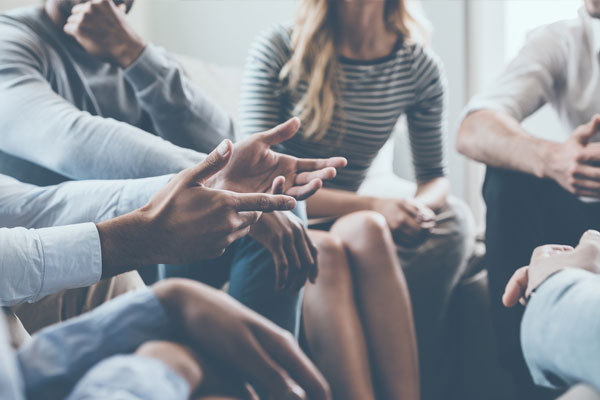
398, 197, 475, 400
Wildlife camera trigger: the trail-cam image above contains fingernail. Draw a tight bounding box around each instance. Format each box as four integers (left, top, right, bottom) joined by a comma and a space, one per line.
216, 140, 230, 156
286, 198, 296, 208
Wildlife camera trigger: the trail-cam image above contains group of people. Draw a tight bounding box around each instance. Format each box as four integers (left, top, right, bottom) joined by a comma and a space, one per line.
1, 0, 599, 398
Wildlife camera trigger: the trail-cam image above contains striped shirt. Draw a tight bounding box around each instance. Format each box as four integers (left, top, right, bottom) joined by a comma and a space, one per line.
239, 24, 448, 192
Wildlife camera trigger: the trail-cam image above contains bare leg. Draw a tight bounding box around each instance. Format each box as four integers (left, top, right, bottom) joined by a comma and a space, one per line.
331, 211, 420, 400
303, 230, 377, 400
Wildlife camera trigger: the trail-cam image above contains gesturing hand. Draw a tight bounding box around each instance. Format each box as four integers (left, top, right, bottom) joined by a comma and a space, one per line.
249, 211, 318, 292
154, 279, 332, 400
97, 140, 297, 274
207, 118, 347, 200
502, 230, 600, 308
63, 0, 146, 68
545, 115, 600, 198
373, 197, 436, 247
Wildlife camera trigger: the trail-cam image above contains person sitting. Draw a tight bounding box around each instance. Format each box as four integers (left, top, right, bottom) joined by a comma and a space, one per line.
0, 0, 345, 335
0, 278, 331, 400
239, 0, 473, 398
457, 0, 600, 397
503, 229, 600, 394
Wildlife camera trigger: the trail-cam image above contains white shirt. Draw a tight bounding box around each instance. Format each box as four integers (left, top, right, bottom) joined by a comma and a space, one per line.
0, 174, 172, 306
464, 7, 600, 140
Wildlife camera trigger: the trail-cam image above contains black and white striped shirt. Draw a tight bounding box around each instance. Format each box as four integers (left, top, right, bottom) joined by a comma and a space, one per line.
239, 24, 447, 192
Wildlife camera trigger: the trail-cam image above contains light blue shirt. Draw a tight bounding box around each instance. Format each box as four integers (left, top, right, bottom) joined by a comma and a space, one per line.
0, 173, 172, 306
521, 268, 600, 392
0, 288, 189, 400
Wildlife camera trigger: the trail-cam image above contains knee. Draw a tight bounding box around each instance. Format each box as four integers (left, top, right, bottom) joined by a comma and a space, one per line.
136, 341, 202, 389
331, 210, 390, 251
311, 232, 352, 287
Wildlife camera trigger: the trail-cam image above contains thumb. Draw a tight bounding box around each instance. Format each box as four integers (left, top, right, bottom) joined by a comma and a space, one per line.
260, 117, 301, 146
575, 115, 600, 144
185, 140, 233, 184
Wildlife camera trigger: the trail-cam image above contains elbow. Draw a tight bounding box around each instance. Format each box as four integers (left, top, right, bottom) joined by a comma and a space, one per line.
456, 116, 476, 158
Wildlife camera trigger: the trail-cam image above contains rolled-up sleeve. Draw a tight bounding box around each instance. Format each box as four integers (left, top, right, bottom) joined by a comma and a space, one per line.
0, 223, 101, 307
521, 269, 600, 392
462, 25, 566, 122
66, 355, 189, 400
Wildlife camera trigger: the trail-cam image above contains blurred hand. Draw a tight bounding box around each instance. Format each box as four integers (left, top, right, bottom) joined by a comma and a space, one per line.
545, 115, 600, 198
503, 230, 600, 307
154, 279, 332, 400
207, 118, 347, 200
97, 140, 297, 273
249, 211, 318, 292
372, 197, 436, 247
63, 0, 146, 68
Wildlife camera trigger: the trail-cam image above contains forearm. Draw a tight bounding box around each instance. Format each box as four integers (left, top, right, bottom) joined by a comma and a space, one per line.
306, 188, 377, 219
414, 177, 449, 211
457, 110, 553, 178
96, 210, 156, 279
522, 269, 600, 391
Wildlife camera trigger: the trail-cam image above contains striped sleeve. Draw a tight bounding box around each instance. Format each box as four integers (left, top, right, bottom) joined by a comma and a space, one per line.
238, 25, 291, 139
405, 45, 448, 182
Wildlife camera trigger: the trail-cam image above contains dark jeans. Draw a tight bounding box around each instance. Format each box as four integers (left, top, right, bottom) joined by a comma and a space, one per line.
483, 167, 600, 399
163, 205, 306, 336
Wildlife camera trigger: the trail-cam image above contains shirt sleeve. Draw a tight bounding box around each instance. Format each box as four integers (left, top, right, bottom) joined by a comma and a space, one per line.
405, 45, 448, 182
0, 23, 204, 180
124, 44, 235, 151
0, 223, 102, 307
462, 25, 567, 122
65, 355, 189, 400
0, 313, 25, 400
17, 288, 173, 400
521, 268, 600, 392
0, 174, 172, 229
238, 25, 290, 138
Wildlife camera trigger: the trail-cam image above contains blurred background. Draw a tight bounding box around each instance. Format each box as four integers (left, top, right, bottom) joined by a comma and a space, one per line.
0, 0, 582, 226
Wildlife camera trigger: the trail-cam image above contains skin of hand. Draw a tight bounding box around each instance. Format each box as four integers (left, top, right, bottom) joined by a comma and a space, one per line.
372, 197, 436, 247
153, 278, 332, 400
544, 115, 600, 198
503, 230, 600, 308
96, 140, 297, 276
62, 0, 145, 68
249, 211, 318, 293
206, 118, 347, 200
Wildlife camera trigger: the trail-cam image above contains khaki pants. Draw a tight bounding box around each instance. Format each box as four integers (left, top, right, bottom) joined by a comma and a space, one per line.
7, 271, 144, 348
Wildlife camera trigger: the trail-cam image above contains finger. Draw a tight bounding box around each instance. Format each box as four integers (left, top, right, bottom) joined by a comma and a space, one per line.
253, 328, 330, 400
572, 164, 600, 182
271, 251, 287, 292
578, 143, 600, 163
234, 211, 262, 231
270, 176, 286, 195
283, 236, 303, 292
260, 117, 301, 146
399, 201, 422, 219
579, 229, 600, 247
233, 193, 297, 212
296, 157, 348, 172
572, 188, 600, 199
575, 114, 600, 144
63, 22, 79, 37
66, 12, 84, 25
70, 2, 92, 14
502, 266, 529, 307
294, 168, 337, 185
236, 334, 307, 399
284, 179, 323, 201
185, 140, 233, 184
572, 178, 600, 191
226, 225, 253, 245
302, 230, 319, 284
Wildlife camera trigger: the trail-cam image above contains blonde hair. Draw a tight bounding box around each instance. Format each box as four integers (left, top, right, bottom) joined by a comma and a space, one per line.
280, 0, 428, 140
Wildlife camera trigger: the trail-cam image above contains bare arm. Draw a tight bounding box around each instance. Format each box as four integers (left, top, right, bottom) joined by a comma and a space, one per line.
456, 109, 552, 178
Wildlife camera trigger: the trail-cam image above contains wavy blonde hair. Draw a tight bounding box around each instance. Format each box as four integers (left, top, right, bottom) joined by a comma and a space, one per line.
280, 0, 428, 140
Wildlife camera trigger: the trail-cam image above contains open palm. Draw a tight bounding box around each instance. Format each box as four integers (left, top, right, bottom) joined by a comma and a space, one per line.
207, 118, 347, 200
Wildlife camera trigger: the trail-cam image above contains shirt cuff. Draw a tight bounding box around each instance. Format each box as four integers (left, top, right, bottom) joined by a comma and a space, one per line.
66, 355, 189, 400
118, 175, 174, 216
35, 223, 102, 301
124, 44, 169, 92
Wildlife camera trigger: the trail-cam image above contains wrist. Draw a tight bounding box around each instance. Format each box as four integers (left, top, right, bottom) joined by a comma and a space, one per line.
538, 140, 559, 180
96, 210, 154, 277
115, 38, 146, 69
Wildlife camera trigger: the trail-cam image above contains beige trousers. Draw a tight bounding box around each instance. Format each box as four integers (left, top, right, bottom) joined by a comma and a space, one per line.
7, 271, 144, 348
